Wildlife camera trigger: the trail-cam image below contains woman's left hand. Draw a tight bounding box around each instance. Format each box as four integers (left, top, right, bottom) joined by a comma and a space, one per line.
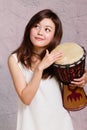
71, 70, 87, 88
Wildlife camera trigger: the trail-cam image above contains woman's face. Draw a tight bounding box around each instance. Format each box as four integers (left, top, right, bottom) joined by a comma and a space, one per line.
30, 18, 55, 49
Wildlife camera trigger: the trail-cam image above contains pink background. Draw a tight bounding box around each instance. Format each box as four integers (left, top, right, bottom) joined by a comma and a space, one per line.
0, 0, 87, 130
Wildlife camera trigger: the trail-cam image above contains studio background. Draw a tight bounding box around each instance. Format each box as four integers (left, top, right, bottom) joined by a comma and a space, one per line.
0, 0, 87, 130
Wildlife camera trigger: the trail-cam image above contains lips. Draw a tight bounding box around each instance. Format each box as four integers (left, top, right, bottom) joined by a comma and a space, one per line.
35, 37, 44, 41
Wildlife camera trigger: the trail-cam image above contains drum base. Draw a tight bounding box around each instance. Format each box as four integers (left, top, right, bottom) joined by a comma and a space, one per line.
63, 84, 87, 111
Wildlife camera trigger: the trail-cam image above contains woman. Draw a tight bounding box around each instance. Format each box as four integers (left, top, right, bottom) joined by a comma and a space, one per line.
8, 9, 87, 130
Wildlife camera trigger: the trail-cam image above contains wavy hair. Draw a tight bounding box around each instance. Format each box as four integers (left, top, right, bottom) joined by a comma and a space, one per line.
13, 9, 63, 78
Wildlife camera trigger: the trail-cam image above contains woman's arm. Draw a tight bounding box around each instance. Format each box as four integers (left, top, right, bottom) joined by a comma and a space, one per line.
8, 50, 63, 105
8, 55, 43, 105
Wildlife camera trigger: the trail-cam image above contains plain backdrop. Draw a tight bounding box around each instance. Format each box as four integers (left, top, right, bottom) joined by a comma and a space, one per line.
0, 0, 87, 130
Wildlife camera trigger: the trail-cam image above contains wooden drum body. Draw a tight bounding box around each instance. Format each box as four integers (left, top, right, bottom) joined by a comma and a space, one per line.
53, 42, 87, 111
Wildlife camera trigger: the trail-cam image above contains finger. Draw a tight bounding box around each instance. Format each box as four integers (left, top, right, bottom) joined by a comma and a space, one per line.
51, 51, 63, 61
71, 81, 83, 85
51, 51, 63, 56
46, 49, 49, 55
71, 80, 85, 88
73, 75, 85, 82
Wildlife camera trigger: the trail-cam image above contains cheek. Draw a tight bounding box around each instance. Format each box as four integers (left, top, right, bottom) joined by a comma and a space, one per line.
30, 29, 35, 36
30, 29, 36, 41
45, 33, 54, 42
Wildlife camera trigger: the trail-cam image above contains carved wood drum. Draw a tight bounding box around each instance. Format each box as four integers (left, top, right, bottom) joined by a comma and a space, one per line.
53, 42, 87, 111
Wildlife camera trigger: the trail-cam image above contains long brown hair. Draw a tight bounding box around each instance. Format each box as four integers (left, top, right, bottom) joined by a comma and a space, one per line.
13, 9, 63, 78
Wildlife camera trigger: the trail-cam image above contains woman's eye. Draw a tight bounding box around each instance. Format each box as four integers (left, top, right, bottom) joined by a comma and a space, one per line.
34, 24, 39, 28
45, 28, 51, 32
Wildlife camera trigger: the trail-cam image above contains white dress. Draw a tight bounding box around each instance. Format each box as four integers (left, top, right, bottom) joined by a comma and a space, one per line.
13, 53, 74, 130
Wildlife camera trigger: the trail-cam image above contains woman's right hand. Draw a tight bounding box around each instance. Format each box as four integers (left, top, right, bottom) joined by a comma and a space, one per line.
37, 49, 63, 71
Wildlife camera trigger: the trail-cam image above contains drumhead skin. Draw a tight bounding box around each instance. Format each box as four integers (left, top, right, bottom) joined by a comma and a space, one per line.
53, 42, 84, 65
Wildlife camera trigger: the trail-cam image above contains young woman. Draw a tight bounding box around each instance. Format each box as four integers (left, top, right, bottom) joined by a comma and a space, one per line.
8, 9, 87, 130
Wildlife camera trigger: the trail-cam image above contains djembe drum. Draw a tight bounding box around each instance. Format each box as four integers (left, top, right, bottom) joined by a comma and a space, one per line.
53, 42, 87, 111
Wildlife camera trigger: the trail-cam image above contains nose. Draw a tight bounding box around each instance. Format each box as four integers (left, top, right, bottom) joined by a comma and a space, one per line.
37, 27, 43, 35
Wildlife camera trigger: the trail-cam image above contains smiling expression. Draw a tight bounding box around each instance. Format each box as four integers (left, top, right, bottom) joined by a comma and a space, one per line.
30, 18, 55, 49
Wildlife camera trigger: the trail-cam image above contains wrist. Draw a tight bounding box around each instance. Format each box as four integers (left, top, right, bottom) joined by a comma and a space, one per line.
35, 65, 43, 74
37, 64, 44, 72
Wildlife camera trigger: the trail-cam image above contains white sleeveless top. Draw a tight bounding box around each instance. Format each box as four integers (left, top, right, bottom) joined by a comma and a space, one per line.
13, 53, 74, 130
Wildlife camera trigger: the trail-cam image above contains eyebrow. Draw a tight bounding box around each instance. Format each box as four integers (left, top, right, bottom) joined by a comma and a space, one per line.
45, 25, 55, 29
37, 22, 55, 30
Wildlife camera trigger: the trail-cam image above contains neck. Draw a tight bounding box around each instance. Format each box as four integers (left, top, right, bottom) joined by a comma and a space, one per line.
32, 46, 46, 54
32, 51, 41, 57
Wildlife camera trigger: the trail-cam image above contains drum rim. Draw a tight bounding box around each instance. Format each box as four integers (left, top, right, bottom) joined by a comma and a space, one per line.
53, 46, 86, 68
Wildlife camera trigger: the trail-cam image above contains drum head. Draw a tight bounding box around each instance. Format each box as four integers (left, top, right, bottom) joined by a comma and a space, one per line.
53, 42, 84, 65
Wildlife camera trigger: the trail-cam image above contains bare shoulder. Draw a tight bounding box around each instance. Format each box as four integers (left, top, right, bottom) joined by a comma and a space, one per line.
8, 54, 18, 75
8, 54, 15, 63
8, 54, 16, 67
